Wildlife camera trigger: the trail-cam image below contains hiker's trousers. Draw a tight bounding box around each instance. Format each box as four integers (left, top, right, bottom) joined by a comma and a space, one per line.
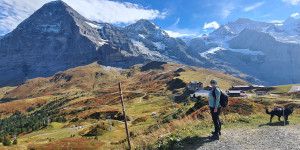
210, 107, 221, 133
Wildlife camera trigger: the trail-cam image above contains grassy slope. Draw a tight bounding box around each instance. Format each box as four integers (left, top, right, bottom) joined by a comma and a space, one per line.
0, 62, 252, 149
0, 62, 248, 116
269, 84, 300, 94
0, 86, 16, 100
176, 66, 248, 90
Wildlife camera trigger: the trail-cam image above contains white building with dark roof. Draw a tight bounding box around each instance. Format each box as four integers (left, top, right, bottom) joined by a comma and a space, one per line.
188, 81, 203, 91
190, 90, 210, 98
227, 90, 242, 97
289, 86, 300, 93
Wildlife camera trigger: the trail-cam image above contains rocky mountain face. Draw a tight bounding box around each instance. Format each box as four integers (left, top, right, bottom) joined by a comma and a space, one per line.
122, 19, 204, 66
0, 1, 143, 87
0, 1, 299, 87
228, 29, 300, 85
0, 1, 202, 87
186, 18, 300, 85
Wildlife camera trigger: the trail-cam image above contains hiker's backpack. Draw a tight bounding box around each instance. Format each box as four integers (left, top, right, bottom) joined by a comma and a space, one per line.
212, 88, 228, 107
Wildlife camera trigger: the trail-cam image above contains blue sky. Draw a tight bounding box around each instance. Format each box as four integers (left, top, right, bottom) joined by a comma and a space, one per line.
0, 0, 299, 37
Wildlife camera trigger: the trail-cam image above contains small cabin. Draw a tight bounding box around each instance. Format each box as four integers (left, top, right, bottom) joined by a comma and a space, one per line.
203, 85, 212, 91
230, 85, 252, 91
227, 90, 242, 97
190, 90, 210, 98
230, 85, 264, 91
188, 81, 203, 91
255, 91, 269, 96
252, 85, 265, 88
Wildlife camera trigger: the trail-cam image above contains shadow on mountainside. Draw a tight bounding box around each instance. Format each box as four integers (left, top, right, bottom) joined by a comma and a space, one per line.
258, 121, 289, 127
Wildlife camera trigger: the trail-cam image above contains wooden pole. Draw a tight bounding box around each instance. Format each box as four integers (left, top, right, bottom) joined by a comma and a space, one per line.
118, 83, 131, 150
283, 107, 285, 126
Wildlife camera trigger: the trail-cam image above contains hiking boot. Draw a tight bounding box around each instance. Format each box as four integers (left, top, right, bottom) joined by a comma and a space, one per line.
211, 131, 221, 136
209, 134, 219, 140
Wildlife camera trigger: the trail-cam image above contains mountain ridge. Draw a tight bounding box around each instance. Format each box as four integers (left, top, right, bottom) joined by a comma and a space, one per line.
0, 61, 249, 102
1, 0, 300, 87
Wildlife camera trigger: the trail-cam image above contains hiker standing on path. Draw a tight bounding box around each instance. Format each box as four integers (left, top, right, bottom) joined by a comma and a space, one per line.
208, 79, 221, 139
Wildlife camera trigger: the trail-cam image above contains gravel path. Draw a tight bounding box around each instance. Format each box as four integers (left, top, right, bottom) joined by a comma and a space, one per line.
191, 125, 300, 150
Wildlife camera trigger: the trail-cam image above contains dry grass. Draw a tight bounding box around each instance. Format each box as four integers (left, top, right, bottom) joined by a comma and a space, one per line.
176, 66, 249, 90
0, 86, 16, 99
0, 62, 264, 149
27, 137, 103, 150
269, 84, 300, 94
0, 96, 51, 117
2, 62, 248, 100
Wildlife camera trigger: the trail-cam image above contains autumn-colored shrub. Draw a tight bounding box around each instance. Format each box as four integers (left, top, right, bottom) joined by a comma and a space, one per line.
223, 98, 263, 115
84, 124, 109, 136
132, 117, 148, 125
188, 98, 265, 119
27, 137, 102, 150
143, 95, 151, 100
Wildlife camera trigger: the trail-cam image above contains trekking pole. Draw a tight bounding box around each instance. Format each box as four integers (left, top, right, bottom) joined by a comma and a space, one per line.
118, 83, 131, 150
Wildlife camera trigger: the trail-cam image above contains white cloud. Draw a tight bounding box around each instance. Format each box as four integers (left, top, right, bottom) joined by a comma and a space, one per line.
64, 0, 167, 24
222, 9, 231, 18
270, 20, 284, 24
203, 21, 220, 29
159, 10, 168, 19
291, 13, 299, 18
282, 0, 300, 5
0, 0, 167, 34
165, 30, 196, 38
244, 2, 265, 12
221, 3, 235, 18
172, 18, 180, 26
0, 0, 47, 34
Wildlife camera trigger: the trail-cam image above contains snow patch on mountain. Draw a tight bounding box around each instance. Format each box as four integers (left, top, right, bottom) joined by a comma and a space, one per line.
200, 47, 226, 58
200, 43, 264, 59
85, 21, 103, 29
152, 42, 166, 50
98, 39, 108, 46
131, 39, 149, 54
138, 34, 146, 39
131, 39, 163, 57
227, 47, 264, 55
270, 33, 300, 44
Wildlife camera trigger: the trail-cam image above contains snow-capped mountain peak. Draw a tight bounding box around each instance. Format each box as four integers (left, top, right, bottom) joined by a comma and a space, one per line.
124, 19, 169, 39
280, 17, 300, 34
266, 17, 300, 43
283, 17, 300, 25
210, 18, 273, 38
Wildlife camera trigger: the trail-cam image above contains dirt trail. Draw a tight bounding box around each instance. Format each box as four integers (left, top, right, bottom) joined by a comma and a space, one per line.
27, 122, 99, 139
186, 125, 300, 150
202, 74, 212, 85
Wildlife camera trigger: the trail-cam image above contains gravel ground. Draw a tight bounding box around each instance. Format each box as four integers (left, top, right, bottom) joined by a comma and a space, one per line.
189, 125, 300, 150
